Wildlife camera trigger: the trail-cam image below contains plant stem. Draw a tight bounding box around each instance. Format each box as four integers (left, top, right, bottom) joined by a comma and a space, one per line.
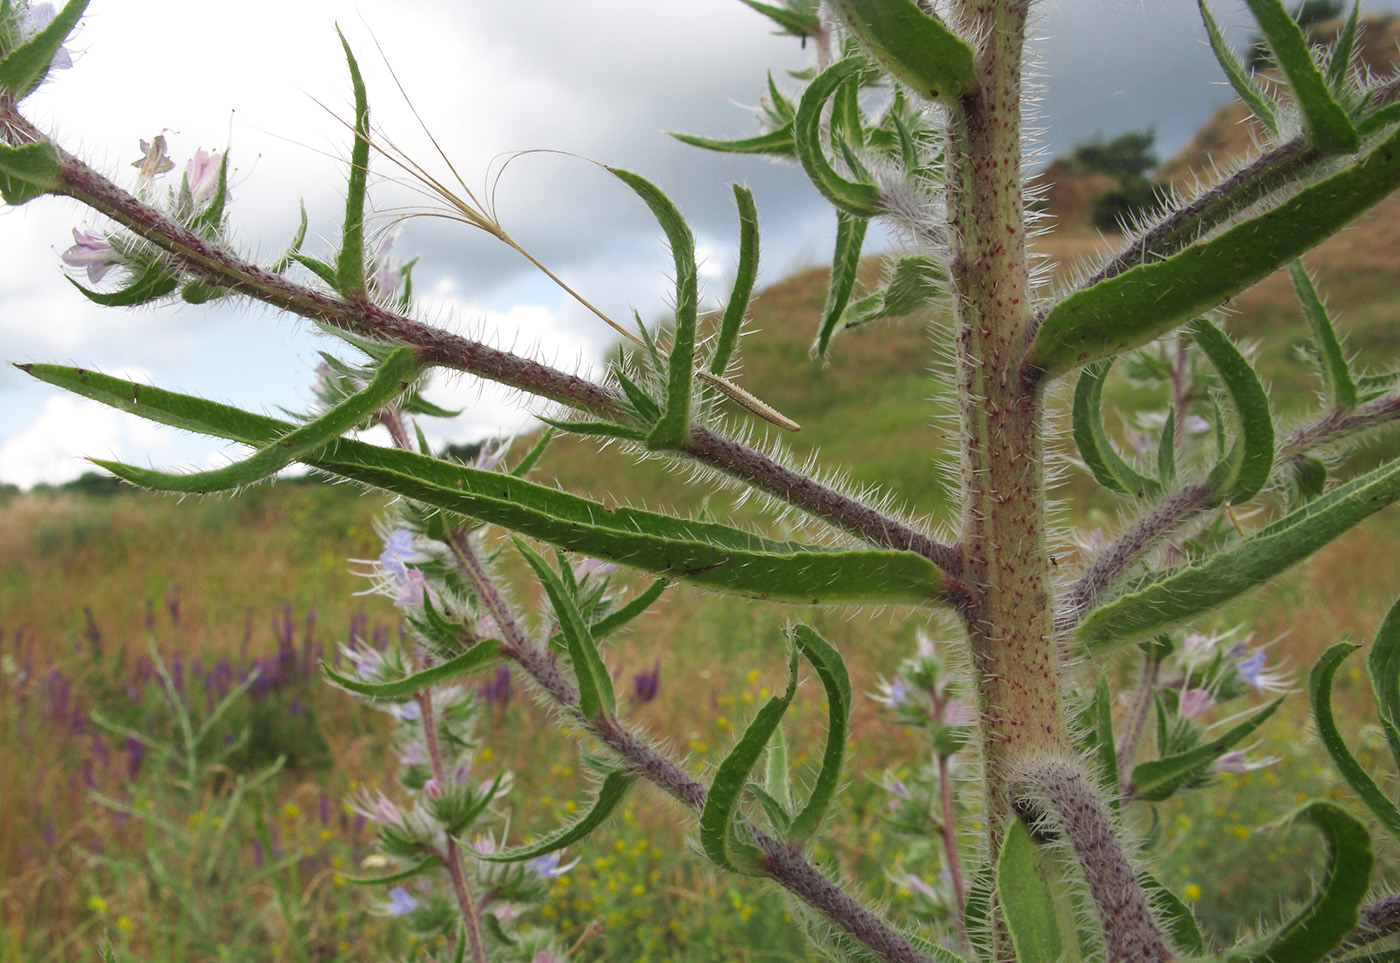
935, 749, 969, 948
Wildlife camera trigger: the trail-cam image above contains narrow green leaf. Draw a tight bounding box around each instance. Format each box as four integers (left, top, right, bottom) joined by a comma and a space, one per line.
794, 59, 883, 217
1079, 453, 1400, 651
1311, 643, 1400, 841
20, 365, 950, 606
832, 75, 866, 148
67, 260, 178, 307
1237, 801, 1372, 963
1290, 455, 1329, 504
997, 820, 1064, 963
1190, 318, 1274, 504
1197, 0, 1279, 134
589, 578, 667, 640
787, 625, 851, 844
837, 254, 946, 334
749, 782, 793, 833
1367, 596, 1400, 772
763, 728, 793, 814
1326, 1, 1362, 91
179, 279, 225, 304
322, 640, 502, 700
736, 0, 821, 37
766, 70, 797, 124
607, 168, 697, 449
1245, 0, 1359, 154
1028, 121, 1400, 381
0, 140, 62, 205
1157, 407, 1178, 488
700, 648, 798, 873
478, 770, 635, 862
611, 367, 661, 422
346, 854, 440, 885
1129, 698, 1282, 802
191, 152, 231, 235
813, 211, 870, 360
1289, 261, 1357, 409
538, 417, 648, 443
829, 0, 977, 105
290, 252, 339, 289
507, 428, 553, 479
335, 28, 370, 296
514, 540, 615, 719
91, 347, 420, 493
1140, 874, 1205, 956
1071, 361, 1161, 498
0, 0, 86, 99
709, 185, 759, 378
270, 201, 310, 274
669, 125, 796, 157
1093, 676, 1120, 814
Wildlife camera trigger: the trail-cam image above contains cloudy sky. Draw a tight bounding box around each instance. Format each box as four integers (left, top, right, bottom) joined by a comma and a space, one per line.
1, 0, 1393, 488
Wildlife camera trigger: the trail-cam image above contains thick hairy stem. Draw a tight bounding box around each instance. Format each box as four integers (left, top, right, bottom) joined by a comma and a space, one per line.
444, 534, 935, 963
0, 104, 963, 581
416, 689, 490, 963
1337, 892, 1400, 952
1115, 651, 1161, 788
946, 0, 1068, 845
1010, 757, 1170, 963
1277, 391, 1400, 462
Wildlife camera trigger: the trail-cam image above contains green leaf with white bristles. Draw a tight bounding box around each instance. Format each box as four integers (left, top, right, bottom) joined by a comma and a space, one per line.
1078, 454, 1400, 651
67, 260, 178, 308
538, 417, 648, 443
787, 625, 850, 844
1197, 0, 1279, 135
290, 252, 339, 289
1093, 676, 1120, 815
794, 59, 883, 217
1190, 318, 1274, 504
1157, 407, 1178, 489
477, 770, 636, 862
19, 365, 950, 606
514, 540, 615, 719
190, 152, 231, 236
590, 578, 668, 640
1326, 1, 1362, 91
1367, 595, 1400, 773
709, 185, 760, 379
0, 140, 62, 205
1071, 361, 1161, 499
997, 819, 1065, 963
509, 427, 554, 478
270, 201, 309, 274
1129, 697, 1282, 802
89, 347, 421, 493
0, 0, 86, 100
334, 29, 370, 296
1245, 0, 1359, 154
669, 125, 796, 158
1027, 121, 1400, 381
829, 0, 976, 105
1141, 874, 1205, 956
322, 640, 502, 701
346, 854, 440, 886
1230, 801, 1371, 963
837, 254, 946, 334
763, 728, 793, 817
1311, 642, 1400, 842
607, 168, 697, 450
749, 782, 793, 833
765, 70, 796, 124
611, 367, 661, 422
1289, 261, 1357, 410
813, 210, 870, 360
700, 647, 798, 873
736, 0, 821, 38
832, 75, 866, 148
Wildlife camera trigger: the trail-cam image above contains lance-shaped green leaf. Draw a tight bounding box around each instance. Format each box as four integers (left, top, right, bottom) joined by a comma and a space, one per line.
270, 201, 310, 274
997, 819, 1065, 963
1191, 318, 1274, 504
795, 59, 883, 217
323, 640, 502, 701
763, 728, 793, 817
836, 254, 946, 335
589, 578, 668, 640
700, 647, 798, 873
737, 0, 821, 38
509, 427, 554, 478
708, 185, 759, 379
335, 29, 370, 296
1141, 874, 1205, 956
0, 140, 61, 205
20, 365, 950, 606
1368, 595, 1400, 771
1245, 0, 1359, 154
514, 539, 615, 719
1197, 0, 1279, 135
68, 260, 178, 307
607, 168, 698, 449
91, 347, 421, 493
1156, 407, 1178, 488
1078, 453, 1400, 651
346, 854, 440, 886
1311, 642, 1400, 841
538, 416, 647, 443
669, 124, 796, 158
1071, 361, 1161, 498
1326, 1, 1362, 91
1092, 676, 1120, 814
190, 152, 231, 236
1128, 697, 1282, 802
812, 210, 870, 360
477, 770, 636, 863
610, 367, 661, 422
1232, 801, 1371, 963
1290, 261, 1357, 409
0, 0, 86, 99
1028, 121, 1400, 381
829, 0, 976, 105
786, 625, 850, 844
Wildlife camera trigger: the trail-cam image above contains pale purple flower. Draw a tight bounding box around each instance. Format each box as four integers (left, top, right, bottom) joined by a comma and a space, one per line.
1178, 687, 1216, 720
1236, 649, 1291, 693
397, 739, 426, 767
21, 4, 72, 69
631, 660, 660, 704
368, 232, 403, 302
527, 852, 579, 879
1216, 749, 1280, 773
904, 873, 940, 901
942, 696, 974, 726
390, 700, 422, 722
1186, 415, 1212, 435
915, 629, 937, 660
394, 568, 428, 608
131, 134, 175, 190
874, 677, 907, 708
575, 556, 616, 581
184, 149, 223, 205
61, 228, 119, 283
383, 886, 417, 917
350, 789, 402, 825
